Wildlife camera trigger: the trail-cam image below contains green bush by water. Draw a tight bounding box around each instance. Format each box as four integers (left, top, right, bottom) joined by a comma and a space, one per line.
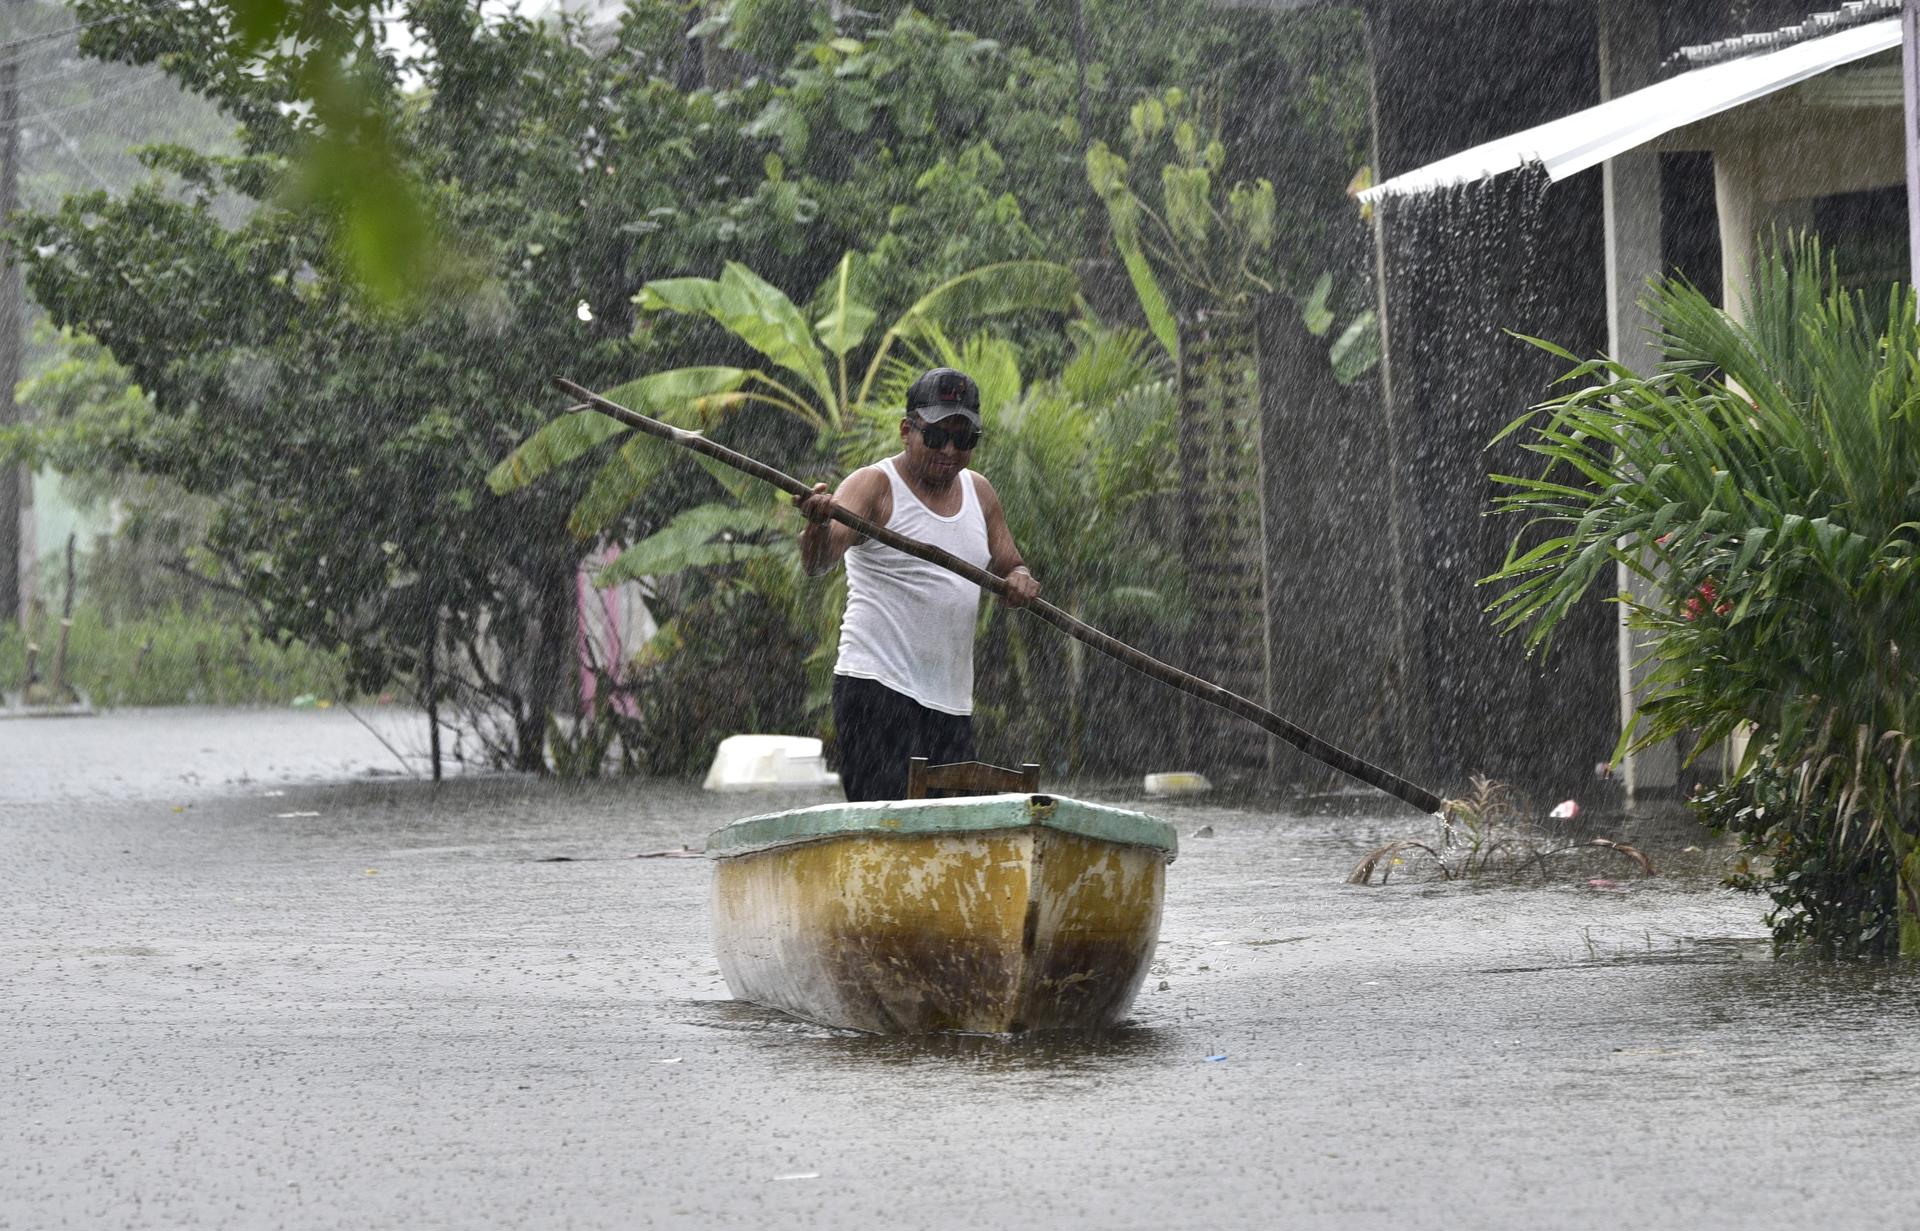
0, 604, 350, 707
1486, 234, 1920, 956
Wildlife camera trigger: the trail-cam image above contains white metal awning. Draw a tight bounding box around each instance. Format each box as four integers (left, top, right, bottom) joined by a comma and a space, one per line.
1358, 17, 1901, 201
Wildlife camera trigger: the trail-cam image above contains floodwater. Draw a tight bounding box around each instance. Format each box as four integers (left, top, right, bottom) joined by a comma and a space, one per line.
6, 709, 1920, 1230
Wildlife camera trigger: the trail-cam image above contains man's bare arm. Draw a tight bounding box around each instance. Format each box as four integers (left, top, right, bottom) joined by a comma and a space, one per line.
797, 467, 889, 576
973, 474, 1041, 607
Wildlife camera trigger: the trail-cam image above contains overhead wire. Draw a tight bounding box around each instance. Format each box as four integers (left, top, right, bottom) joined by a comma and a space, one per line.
0, 0, 188, 59
11, 53, 131, 93
2, 65, 172, 128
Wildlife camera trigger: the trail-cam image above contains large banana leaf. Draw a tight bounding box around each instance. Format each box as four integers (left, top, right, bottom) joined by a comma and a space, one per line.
567, 436, 672, 540
637, 264, 835, 417
486, 366, 750, 495
561, 386, 766, 540
884, 261, 1079, 347
596, 501, 786, 588
1330, 311, 1381, 386
486, 410, 626, 495
813, 252, 877, 361
1087, 143, 1179, 364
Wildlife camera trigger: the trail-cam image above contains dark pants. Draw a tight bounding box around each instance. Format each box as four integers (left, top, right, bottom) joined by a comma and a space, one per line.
831, 675, 976, 802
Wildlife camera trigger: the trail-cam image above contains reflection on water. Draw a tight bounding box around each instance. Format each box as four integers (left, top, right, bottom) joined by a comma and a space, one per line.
685, 996, 1177, 1069
807, 1024, 1177, 1072
1673, 950, 1920, 1027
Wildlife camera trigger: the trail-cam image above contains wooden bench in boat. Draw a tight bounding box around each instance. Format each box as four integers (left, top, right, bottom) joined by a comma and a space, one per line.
905, 757, 1041, 799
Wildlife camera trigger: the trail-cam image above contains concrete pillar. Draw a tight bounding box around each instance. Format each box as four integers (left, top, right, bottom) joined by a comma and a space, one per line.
1600, 0, 1677, 799
1714, 146, 1760, 322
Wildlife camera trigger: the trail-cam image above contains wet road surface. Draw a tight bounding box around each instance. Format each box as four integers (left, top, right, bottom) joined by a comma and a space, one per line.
6, 708, 1920, 1229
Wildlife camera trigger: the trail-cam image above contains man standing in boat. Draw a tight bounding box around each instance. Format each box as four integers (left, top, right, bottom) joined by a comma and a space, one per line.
797, 367, 1041, 802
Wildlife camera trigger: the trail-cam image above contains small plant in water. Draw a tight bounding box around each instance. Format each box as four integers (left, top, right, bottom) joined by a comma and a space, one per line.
1347, 775, 1656, 885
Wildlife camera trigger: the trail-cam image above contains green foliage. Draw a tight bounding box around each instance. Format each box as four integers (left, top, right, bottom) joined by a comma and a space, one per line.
1328, 311, 1383, 388
696, 0, 833, 66
26, 0, 1374, 781
4, 328, 159, 477
0, 602, 348, 707
19, 4, 782, 766
1087, 89, 1275, 323
623, 583, 815, 779
1485, 234, 1920, 954
1086, 88, 1376, 379
75, 0, 440, 305
494, 251, 1080, 572
545, 697, 623, 781
1695, 762, 1898, 958
737, 11, 1084, 322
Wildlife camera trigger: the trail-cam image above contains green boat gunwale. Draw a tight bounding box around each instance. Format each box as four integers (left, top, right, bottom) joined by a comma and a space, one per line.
704, 793, 1178, 862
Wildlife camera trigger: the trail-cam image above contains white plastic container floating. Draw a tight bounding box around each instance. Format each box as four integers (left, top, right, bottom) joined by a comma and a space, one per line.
703, 734, 840, 792
1143, 771, 1212, 797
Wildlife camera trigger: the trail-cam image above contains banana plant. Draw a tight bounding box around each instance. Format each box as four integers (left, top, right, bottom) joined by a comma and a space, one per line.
1085, 89, 1274, 341
486, 253, 1079, 583
1085, 88, 1378, 384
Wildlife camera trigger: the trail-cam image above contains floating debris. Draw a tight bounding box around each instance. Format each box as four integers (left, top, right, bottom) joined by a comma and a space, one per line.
1144, 771, 1211, 797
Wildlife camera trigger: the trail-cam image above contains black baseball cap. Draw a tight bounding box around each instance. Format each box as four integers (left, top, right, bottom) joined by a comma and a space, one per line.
905, 367, 981, 427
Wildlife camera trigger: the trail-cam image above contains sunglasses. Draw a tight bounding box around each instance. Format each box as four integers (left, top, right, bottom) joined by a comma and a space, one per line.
910, 420, 982, 451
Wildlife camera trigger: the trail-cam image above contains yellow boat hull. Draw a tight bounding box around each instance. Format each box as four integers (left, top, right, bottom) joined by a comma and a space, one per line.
708, 796, 1174, 1034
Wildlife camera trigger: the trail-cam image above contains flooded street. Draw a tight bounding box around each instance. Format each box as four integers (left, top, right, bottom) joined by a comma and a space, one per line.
6, 708, 1920, 1230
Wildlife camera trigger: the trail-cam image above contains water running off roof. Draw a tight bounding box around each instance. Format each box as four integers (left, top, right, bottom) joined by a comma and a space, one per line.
1358, 16, 1900, 202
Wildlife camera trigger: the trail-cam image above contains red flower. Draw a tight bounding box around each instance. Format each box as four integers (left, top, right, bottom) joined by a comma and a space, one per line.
1680, 577, 1731, 620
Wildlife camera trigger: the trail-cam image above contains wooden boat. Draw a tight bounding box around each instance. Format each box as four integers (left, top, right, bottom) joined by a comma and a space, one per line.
707, 791, 1178, 1034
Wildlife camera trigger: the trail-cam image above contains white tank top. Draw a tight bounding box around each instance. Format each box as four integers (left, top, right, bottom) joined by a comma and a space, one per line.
835, 456, 991, 715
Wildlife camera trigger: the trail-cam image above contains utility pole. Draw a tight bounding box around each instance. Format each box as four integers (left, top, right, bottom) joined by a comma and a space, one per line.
0, 51, 21, 633
1905, 0, 1920, 290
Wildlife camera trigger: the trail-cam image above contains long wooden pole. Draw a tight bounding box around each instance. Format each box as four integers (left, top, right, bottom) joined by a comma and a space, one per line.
554, 377, 1446, 816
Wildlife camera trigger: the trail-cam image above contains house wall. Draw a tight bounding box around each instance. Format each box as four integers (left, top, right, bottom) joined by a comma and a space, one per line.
1690, 105, 1906, 309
